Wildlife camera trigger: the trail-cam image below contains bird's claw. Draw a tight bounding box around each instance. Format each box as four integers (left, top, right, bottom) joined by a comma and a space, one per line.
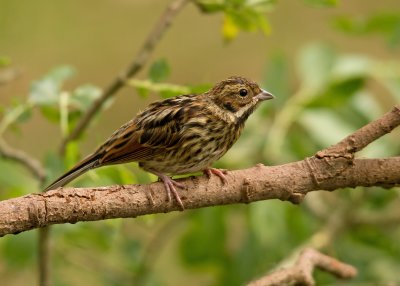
203, 168, 228, 184
158, 174, 185, 210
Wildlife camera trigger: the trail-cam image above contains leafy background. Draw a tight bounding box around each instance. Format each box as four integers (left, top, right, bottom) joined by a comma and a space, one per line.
0, 0, 400, 285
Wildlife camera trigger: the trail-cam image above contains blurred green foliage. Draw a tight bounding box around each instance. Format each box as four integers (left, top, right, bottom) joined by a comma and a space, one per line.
0, 56, 11, 67
0, 1, 400, 286
195, 0, 275, 40
335, 12, 400, 48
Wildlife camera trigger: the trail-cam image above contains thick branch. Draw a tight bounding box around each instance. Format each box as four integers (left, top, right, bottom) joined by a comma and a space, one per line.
0, 157, 399, 236
59, 0, 189, 154
246, 248, 357, 286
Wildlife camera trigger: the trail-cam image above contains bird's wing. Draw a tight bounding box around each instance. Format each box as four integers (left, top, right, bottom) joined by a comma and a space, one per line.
44, 95, 200, 191
43, 119, 164, 191
97, 100, 195, 165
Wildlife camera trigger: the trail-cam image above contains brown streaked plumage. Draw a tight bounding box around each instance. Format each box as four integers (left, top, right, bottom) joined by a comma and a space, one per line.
44, 76, 274, 209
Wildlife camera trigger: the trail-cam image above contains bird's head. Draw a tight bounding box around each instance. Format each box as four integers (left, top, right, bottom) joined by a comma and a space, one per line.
208, 76, 274, 122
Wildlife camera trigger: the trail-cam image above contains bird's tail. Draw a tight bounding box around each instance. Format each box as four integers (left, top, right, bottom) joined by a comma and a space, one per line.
44, 154, 100, 192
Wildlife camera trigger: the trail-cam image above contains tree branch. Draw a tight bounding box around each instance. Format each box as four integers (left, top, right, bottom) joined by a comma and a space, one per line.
59, 0, 190, 154
0, 105, 399, 237
0, 139, 46, 182
317, 105, 400, 158
38, 227, 51, 286
0, 157, 398, 237
246, 248, 357, 286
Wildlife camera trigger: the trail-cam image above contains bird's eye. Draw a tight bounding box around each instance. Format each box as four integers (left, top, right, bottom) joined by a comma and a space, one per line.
239, 89, 248, 97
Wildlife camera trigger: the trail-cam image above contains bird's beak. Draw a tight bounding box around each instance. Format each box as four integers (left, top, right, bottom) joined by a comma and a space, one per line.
255, 89, 274, 101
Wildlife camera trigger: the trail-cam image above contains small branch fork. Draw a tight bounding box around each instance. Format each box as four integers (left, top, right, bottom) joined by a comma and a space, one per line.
59, 0, 190, 154
246, 248, 357, 286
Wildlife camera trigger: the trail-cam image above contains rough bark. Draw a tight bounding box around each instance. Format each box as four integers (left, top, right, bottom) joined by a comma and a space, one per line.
246, 248, 357, 286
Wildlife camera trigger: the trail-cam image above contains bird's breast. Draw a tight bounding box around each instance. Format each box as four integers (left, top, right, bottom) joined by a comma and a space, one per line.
139, 118, 242, 175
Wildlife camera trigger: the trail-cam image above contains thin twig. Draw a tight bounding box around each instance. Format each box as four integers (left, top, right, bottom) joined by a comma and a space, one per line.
38, 227, 51, 286
350, 203, 400, 226
317, 105, 400, 158
246, 248, 357, 286
270, 201, 356, 275
133, 215, 185, 284
0, 139, 46, 182
59, 0, 190, 154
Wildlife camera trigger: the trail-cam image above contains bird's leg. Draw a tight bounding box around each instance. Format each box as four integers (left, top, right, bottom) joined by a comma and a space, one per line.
153, 171, 185, 210
203, 168, 228, 184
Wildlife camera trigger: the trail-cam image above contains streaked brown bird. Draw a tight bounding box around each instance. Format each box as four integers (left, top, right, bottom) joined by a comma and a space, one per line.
45, 76, 274, 209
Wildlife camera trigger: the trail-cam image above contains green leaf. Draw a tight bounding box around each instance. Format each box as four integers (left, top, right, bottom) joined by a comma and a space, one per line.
188, 83, 212, 94
223, 13, 240, 40
74, 164, 138, 188
180, 208, 227, 267
127, 79, 192, 98
383, 77, 400, 102
136, 86, 150, 98
307, 77, 366, 108
299, 108, 355, 147
59, 221, 117, 251
0, 102, 32, 135
29, 65, 75, 106
115, 165, 138, 185
148, 59, 170, 83
0, 160, 38, 198
249, 201, 288, 247
195, 0, 225, 13
196, 0, 275, 14
159, 89, 181, 98
334, 13, 400, 48
263, 52, 291, 100
70, 84, 102, 111
29, 78, 59, 105
1, 231, 36, 267
0, 56, 11, 67
40, 106, 60, 123
304, 0, 337, 7
16, 106, 32, 123
196, 0, 273, 40
224, 7, 271, 39
64, 141, 80, 169
332, 55, 372, 79
5, 101, 32, 124
43, 151, 65, 184
297, 43, 336, 90
284, 123, 321, 159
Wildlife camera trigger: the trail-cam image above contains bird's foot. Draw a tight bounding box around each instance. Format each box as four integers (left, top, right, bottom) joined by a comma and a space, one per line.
157, 173, 185, 210
203, 168, 228, 184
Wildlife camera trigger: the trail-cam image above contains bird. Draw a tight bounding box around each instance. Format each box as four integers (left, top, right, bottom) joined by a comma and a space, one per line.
44, 76, 274, 209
